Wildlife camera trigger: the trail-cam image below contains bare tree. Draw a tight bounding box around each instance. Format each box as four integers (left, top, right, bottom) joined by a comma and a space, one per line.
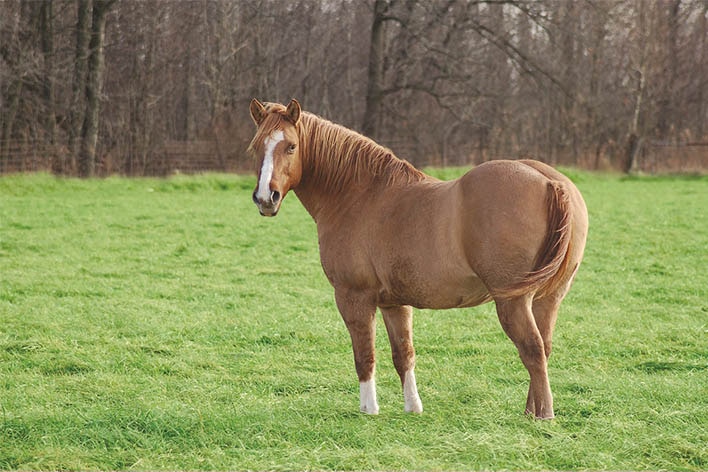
39, 0, 56, 147
1, 0, 706, 175
68, 0, 92, 162
78, 0, 115, 177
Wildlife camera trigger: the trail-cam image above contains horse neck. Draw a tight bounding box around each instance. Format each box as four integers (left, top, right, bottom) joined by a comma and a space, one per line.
293, 114, 426, 220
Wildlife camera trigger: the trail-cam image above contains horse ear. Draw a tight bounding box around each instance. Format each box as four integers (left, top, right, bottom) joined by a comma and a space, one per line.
250, 98, 268, 126
285, 99, 301, 125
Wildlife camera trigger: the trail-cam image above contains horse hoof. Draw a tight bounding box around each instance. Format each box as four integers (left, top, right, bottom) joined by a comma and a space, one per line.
525, 406, 554, 420
405, 400, 423, 413
526, 409, 554, 420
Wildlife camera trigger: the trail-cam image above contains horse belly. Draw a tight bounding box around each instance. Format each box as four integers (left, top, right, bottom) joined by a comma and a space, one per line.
422, 275, 492, 309
378, 259, 491, 309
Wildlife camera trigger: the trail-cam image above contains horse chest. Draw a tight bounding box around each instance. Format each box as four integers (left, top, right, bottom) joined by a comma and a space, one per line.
317, 234, 376, 290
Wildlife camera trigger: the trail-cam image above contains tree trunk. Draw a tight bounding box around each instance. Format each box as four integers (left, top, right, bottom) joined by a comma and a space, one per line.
1, 80, 22, 172
697, 1, 708, 137
78, 0, 113, 178
626, 1, 649, 174
39, 0, 63, 174
560, 1, 578, 163
40, 0, 56, 146
177, 42, 194, 141
656, 0, 681, 138
0, 3, 33, 171
69, 0, 91, 161
361, 0, 389, 138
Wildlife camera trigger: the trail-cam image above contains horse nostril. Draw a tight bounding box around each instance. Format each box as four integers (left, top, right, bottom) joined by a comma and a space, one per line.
271, 190, 281, 204
252, 191, 259, 204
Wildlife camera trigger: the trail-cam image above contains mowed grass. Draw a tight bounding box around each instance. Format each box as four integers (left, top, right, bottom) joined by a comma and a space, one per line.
0, 170, 706, 470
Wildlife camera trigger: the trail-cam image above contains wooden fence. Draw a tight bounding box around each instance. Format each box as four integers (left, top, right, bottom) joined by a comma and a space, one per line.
0, 138, 705, 176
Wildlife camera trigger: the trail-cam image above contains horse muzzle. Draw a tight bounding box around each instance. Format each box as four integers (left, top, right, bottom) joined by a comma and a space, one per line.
252, 189, 282, 217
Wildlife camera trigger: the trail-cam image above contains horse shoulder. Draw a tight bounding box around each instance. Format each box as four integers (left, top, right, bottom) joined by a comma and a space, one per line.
315, 209, 380, 293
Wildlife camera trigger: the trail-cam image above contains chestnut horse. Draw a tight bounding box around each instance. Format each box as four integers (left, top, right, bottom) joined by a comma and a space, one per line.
248, 99, 588, 419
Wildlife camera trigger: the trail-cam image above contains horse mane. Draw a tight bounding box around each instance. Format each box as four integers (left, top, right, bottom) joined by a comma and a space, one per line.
248, 103, 427, 192
297, 112, 427, 192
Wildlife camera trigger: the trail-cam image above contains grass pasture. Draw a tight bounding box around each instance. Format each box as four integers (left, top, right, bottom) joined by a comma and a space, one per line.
0, 170, 707, 470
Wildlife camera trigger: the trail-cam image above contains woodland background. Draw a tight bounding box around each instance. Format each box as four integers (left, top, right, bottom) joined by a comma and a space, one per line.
1, 0, 707, 176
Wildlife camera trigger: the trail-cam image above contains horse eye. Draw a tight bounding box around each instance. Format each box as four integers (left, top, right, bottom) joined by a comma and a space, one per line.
287, 144, 297, 154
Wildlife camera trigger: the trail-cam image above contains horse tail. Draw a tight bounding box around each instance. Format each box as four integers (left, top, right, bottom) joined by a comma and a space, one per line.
495, 180, 573, 300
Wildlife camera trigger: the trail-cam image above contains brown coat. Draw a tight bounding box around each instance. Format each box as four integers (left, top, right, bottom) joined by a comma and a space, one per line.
249, 99, 588, 418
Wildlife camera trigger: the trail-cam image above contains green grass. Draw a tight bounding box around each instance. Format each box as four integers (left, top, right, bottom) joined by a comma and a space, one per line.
1, 170, 706, 470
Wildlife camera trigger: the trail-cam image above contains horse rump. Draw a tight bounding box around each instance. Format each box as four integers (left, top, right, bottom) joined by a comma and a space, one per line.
493, 180, 573, 300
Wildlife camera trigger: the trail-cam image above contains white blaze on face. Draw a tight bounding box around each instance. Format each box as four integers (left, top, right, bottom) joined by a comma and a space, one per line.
256, 130, 284, 202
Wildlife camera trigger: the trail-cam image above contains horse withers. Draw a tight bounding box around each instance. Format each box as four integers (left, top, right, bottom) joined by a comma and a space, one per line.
247, 99, 588, 419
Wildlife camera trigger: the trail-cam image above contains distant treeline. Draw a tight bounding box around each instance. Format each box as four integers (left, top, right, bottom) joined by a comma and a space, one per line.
1, 0, 706, 176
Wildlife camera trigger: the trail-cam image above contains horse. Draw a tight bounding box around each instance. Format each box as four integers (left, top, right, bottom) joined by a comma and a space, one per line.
247, 98, 588, 419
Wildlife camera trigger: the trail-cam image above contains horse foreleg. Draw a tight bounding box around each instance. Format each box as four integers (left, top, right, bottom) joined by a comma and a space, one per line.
335, 290, 379, 414
381, 305, 423, 413
495, 296, 554, 419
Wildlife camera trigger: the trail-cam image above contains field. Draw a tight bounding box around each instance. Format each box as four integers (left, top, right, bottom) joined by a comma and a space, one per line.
1, 170, 706, 470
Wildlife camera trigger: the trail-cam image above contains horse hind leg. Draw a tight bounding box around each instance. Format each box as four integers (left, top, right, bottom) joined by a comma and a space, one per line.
381, 305, 423, 413
521, 295, 562, 417
533, 264, 579, 360
495, 296, 554, 419
526, 278, 574, 415
532, 294, 564, 360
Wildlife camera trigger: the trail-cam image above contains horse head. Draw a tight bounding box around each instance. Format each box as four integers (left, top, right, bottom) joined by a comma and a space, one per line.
248, 98, 302, 217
